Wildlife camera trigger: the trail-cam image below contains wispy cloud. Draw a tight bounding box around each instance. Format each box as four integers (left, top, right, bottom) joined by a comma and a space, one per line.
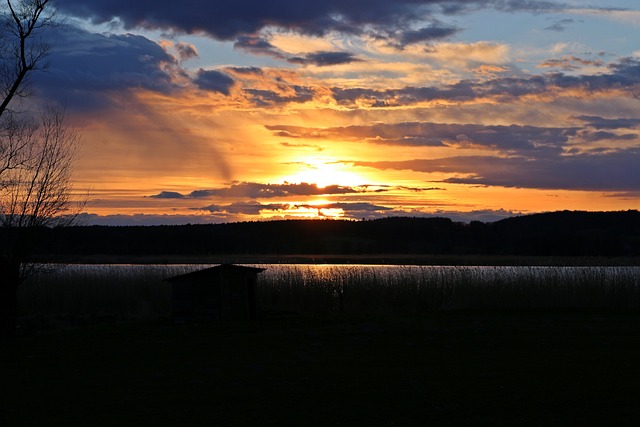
538, 55, 604, 71
545, 18, 576, 32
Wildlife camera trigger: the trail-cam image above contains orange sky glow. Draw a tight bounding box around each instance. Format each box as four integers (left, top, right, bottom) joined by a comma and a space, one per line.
19, 1, 640, 224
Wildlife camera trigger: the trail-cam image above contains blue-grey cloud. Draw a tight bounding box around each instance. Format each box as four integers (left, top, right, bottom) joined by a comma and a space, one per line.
245, 86, 315, 106
77, 207, 519, 225
576, 130, 637, 143
228, 66, 264, 75
331, 58, 640, 107
544, 18, 575, 32
150, 191, 186, 199
267, 122, 579, 156
31, 24, 179, 111
197, 201, 289, 215
194, 69, 236, 94
148, 182, 443, 201
574, 115, 640, 130
392, 22, 460, 47
150, 182, 362, 199
355, 148, 640, 192
56, 0, 569, 42
233, 35, 285, 58
235, 33, 362, 67
538, 55, 604, 71
76, 213, 219, 226
234, 35, 361, 67
175, 42, 199, 61
288, 51, 362, 66
37, 7, 631, 113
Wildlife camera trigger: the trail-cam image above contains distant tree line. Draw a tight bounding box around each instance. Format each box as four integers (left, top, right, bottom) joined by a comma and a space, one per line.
13, 210, 640, 259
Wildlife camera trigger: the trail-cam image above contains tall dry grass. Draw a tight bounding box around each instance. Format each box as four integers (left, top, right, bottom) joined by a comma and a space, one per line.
17, 264, 640, 329
256, 265, 640, 314
18, 264, 202, 329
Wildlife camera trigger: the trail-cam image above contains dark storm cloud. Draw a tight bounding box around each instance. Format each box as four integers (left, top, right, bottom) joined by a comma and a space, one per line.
355, 148, 640, 192
31, 24, 179, 111
56, 0, 569, 42
194, 69, 236, 95
150, 182, 362, 199
267, 122, 578, 156
288, 51, 362, 66
331, 58, 640, 107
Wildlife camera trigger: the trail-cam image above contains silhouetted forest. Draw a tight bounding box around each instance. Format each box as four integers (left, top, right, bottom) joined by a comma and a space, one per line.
13, 210, 639, 260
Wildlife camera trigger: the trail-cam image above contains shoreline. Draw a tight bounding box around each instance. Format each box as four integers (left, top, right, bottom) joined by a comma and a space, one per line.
33, 253, 640, 266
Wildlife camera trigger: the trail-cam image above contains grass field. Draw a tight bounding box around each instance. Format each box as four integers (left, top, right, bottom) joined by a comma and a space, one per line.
3, 311, 640, 426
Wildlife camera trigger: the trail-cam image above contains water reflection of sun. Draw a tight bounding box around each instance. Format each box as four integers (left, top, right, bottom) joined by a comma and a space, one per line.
257, 198, 345, 220
306, 199, 343, 218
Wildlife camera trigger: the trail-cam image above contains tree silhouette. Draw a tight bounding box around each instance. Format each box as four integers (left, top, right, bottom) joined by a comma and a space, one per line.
0, 1, 81, 335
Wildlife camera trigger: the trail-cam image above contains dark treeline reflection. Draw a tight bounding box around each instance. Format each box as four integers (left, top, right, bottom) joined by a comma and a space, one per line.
16, 210, 640, 259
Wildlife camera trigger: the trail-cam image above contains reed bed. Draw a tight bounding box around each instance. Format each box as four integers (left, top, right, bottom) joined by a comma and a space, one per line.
18, 264, 203, 329
17, 264, 640, 329
256, 265, 640, 314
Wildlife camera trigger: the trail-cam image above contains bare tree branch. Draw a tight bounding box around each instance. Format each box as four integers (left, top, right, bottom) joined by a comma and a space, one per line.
0, 0, 53, 118
0, 106, 80, 229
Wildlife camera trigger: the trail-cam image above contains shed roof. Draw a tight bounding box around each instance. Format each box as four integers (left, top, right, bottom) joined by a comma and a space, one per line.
165, 264, 266, 283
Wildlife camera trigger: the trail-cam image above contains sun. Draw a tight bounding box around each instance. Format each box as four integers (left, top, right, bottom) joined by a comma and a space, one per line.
281, 157, 367, 188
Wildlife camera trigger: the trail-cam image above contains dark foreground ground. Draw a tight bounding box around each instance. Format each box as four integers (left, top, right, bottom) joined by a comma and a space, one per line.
3, 311, 640, 426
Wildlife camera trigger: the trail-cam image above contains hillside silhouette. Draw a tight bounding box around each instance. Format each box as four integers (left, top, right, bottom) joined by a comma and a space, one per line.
20, 210, 640, 260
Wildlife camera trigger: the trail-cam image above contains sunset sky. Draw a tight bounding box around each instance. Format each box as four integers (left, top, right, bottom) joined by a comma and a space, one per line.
24, 0, 640, 224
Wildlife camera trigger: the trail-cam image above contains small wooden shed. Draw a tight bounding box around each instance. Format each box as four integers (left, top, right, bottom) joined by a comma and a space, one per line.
165, 264, 266, 321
